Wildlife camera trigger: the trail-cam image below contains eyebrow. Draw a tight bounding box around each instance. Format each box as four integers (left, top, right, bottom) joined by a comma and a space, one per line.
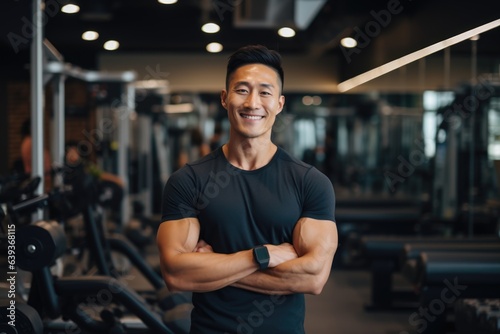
233, 81, 276, 90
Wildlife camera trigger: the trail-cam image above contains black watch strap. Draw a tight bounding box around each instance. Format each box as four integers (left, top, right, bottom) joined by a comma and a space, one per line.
253, 245, 270, 270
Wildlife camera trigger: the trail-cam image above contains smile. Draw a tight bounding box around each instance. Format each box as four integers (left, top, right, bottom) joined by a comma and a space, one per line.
240, 114, 264, 120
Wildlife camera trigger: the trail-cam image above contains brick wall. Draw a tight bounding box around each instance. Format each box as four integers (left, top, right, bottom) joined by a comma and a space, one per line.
6, 81, 44, 172
6, 80, 94, 174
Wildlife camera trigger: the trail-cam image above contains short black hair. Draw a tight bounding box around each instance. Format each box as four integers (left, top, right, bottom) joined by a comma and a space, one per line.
226, 45, 284, 93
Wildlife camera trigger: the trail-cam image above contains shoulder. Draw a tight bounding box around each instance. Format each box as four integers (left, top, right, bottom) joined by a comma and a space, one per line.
276, 147, 312, 170
169, 148, 222, 182
275, 147, 332, 185
187, 147, 220, 168
21, 136, 32, 151
275, 147, 325, 179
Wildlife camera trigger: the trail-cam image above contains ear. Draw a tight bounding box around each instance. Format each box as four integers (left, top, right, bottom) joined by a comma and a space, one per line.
220, 90, 228, 110
276, 95, 285, 115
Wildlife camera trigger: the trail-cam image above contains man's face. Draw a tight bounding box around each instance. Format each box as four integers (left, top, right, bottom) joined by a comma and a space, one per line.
66, 146, 81, 165
221, 64, 285, 140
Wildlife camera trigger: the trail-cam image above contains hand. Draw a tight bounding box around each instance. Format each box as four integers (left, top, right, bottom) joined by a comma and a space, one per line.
265, 243, 298, 268
194, 240, 213, 253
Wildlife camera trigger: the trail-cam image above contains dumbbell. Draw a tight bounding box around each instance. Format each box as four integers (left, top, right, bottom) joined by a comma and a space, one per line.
16, 220, 66, 271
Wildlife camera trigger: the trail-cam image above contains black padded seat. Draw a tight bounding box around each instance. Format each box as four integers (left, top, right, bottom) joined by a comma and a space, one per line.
335, 207, 421, 224
416, 251, 500, 287
412, 252, 500, 334
362, 236, 500, 265
401, 243, 500, 284
358, 235, 500, 310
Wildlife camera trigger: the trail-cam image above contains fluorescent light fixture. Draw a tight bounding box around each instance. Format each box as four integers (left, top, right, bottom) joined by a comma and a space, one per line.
164, 103, 194, 113
158, 0, 178, 4
340, 37, 357, 48
206, 42, 223, 53
61, 4, 80, 14
278, 27, 296, 38
337, 19, 500, 92
135, 79, 169, 89
103, 40, 120, 51
202, 23, 220, 33
82, 31, 99, 41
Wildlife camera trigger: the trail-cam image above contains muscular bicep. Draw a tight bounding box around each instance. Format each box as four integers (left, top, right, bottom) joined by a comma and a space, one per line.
292, 217, 338, 275
157, 218, 258, 292
157, 218, 200, 267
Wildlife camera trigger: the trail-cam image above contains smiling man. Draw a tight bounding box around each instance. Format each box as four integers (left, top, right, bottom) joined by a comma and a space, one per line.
157, 45, 338, 334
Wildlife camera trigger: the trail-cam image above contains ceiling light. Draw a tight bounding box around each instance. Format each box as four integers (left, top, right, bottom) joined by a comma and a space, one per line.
103, 40, 120, 51
302, 96, 313, 106
61, 4, 80, 14
312, 96, 322, 105
340, 37, 357, 48
202, 23, 220, 34
278, 27, 296, 38
158, 0, 178, 4
164, 103, 194, 113
206, 42, 223, 53
82, 31, 99, 41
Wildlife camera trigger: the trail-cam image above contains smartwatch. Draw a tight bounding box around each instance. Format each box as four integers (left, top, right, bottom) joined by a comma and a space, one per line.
253, 245, 270, 270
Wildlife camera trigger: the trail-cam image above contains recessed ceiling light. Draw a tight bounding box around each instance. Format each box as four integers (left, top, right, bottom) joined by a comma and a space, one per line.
302, 95, 313, 106
82, 31, 99, 41
206, 42, 223, 53
61, 4, 80, 14
202, 23, 220, 34
278, 27, 295, 38
104, 40, 119, 51
340, 37, 357, 48
312, 96, 322, 105
158, 0, 177, 4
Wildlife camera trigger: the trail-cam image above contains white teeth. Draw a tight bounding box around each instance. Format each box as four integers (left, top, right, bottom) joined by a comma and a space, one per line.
241, 114, 263, 120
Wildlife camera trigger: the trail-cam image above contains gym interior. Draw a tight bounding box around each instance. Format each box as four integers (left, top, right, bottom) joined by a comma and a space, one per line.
1, 0, 500, 333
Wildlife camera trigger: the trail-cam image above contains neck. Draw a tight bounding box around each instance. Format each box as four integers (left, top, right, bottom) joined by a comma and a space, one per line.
222, 138, 277, 171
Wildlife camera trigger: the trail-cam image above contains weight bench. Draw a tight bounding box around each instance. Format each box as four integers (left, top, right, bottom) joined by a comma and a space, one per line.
410, 251, 500, 334
359, 235, 500, 310
401, 243, 500, 284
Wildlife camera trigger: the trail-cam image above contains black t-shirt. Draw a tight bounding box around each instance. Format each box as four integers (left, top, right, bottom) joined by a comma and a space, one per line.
162, 146, 336, 334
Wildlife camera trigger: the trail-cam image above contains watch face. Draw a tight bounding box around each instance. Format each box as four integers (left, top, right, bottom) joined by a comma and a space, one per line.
254, 246, 269, 269
255, 246, 269, 259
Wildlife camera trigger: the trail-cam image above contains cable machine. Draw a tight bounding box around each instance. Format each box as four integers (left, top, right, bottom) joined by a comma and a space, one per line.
36, 41, 136, 225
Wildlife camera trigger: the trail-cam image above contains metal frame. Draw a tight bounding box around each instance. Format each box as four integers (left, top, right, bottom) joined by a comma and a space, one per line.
30, 0, 136, 224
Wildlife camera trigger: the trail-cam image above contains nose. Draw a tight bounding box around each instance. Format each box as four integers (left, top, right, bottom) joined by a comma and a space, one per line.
243, 91, 260, 109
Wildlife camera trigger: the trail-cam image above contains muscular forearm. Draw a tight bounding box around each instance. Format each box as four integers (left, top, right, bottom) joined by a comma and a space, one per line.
233, 219, 338, 295
232, 252, 330, 295
161, 249, 257, 292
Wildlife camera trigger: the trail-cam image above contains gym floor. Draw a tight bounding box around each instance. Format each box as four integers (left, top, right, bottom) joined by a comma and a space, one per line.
304, 269, 417, 334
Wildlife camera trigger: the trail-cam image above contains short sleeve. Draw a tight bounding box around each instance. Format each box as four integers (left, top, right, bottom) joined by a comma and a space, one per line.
301, 167, 336, 222
161, 166, 200, 222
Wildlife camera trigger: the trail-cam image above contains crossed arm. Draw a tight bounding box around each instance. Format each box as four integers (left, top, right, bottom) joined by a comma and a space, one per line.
156, 217, 337, 295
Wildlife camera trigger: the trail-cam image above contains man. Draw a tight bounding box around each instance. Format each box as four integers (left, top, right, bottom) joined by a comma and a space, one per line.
157, 45, 337, 334
20, 119, 52, 191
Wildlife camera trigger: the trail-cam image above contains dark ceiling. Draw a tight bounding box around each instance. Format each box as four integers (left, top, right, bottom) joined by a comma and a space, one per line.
2, 0, 500, 80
